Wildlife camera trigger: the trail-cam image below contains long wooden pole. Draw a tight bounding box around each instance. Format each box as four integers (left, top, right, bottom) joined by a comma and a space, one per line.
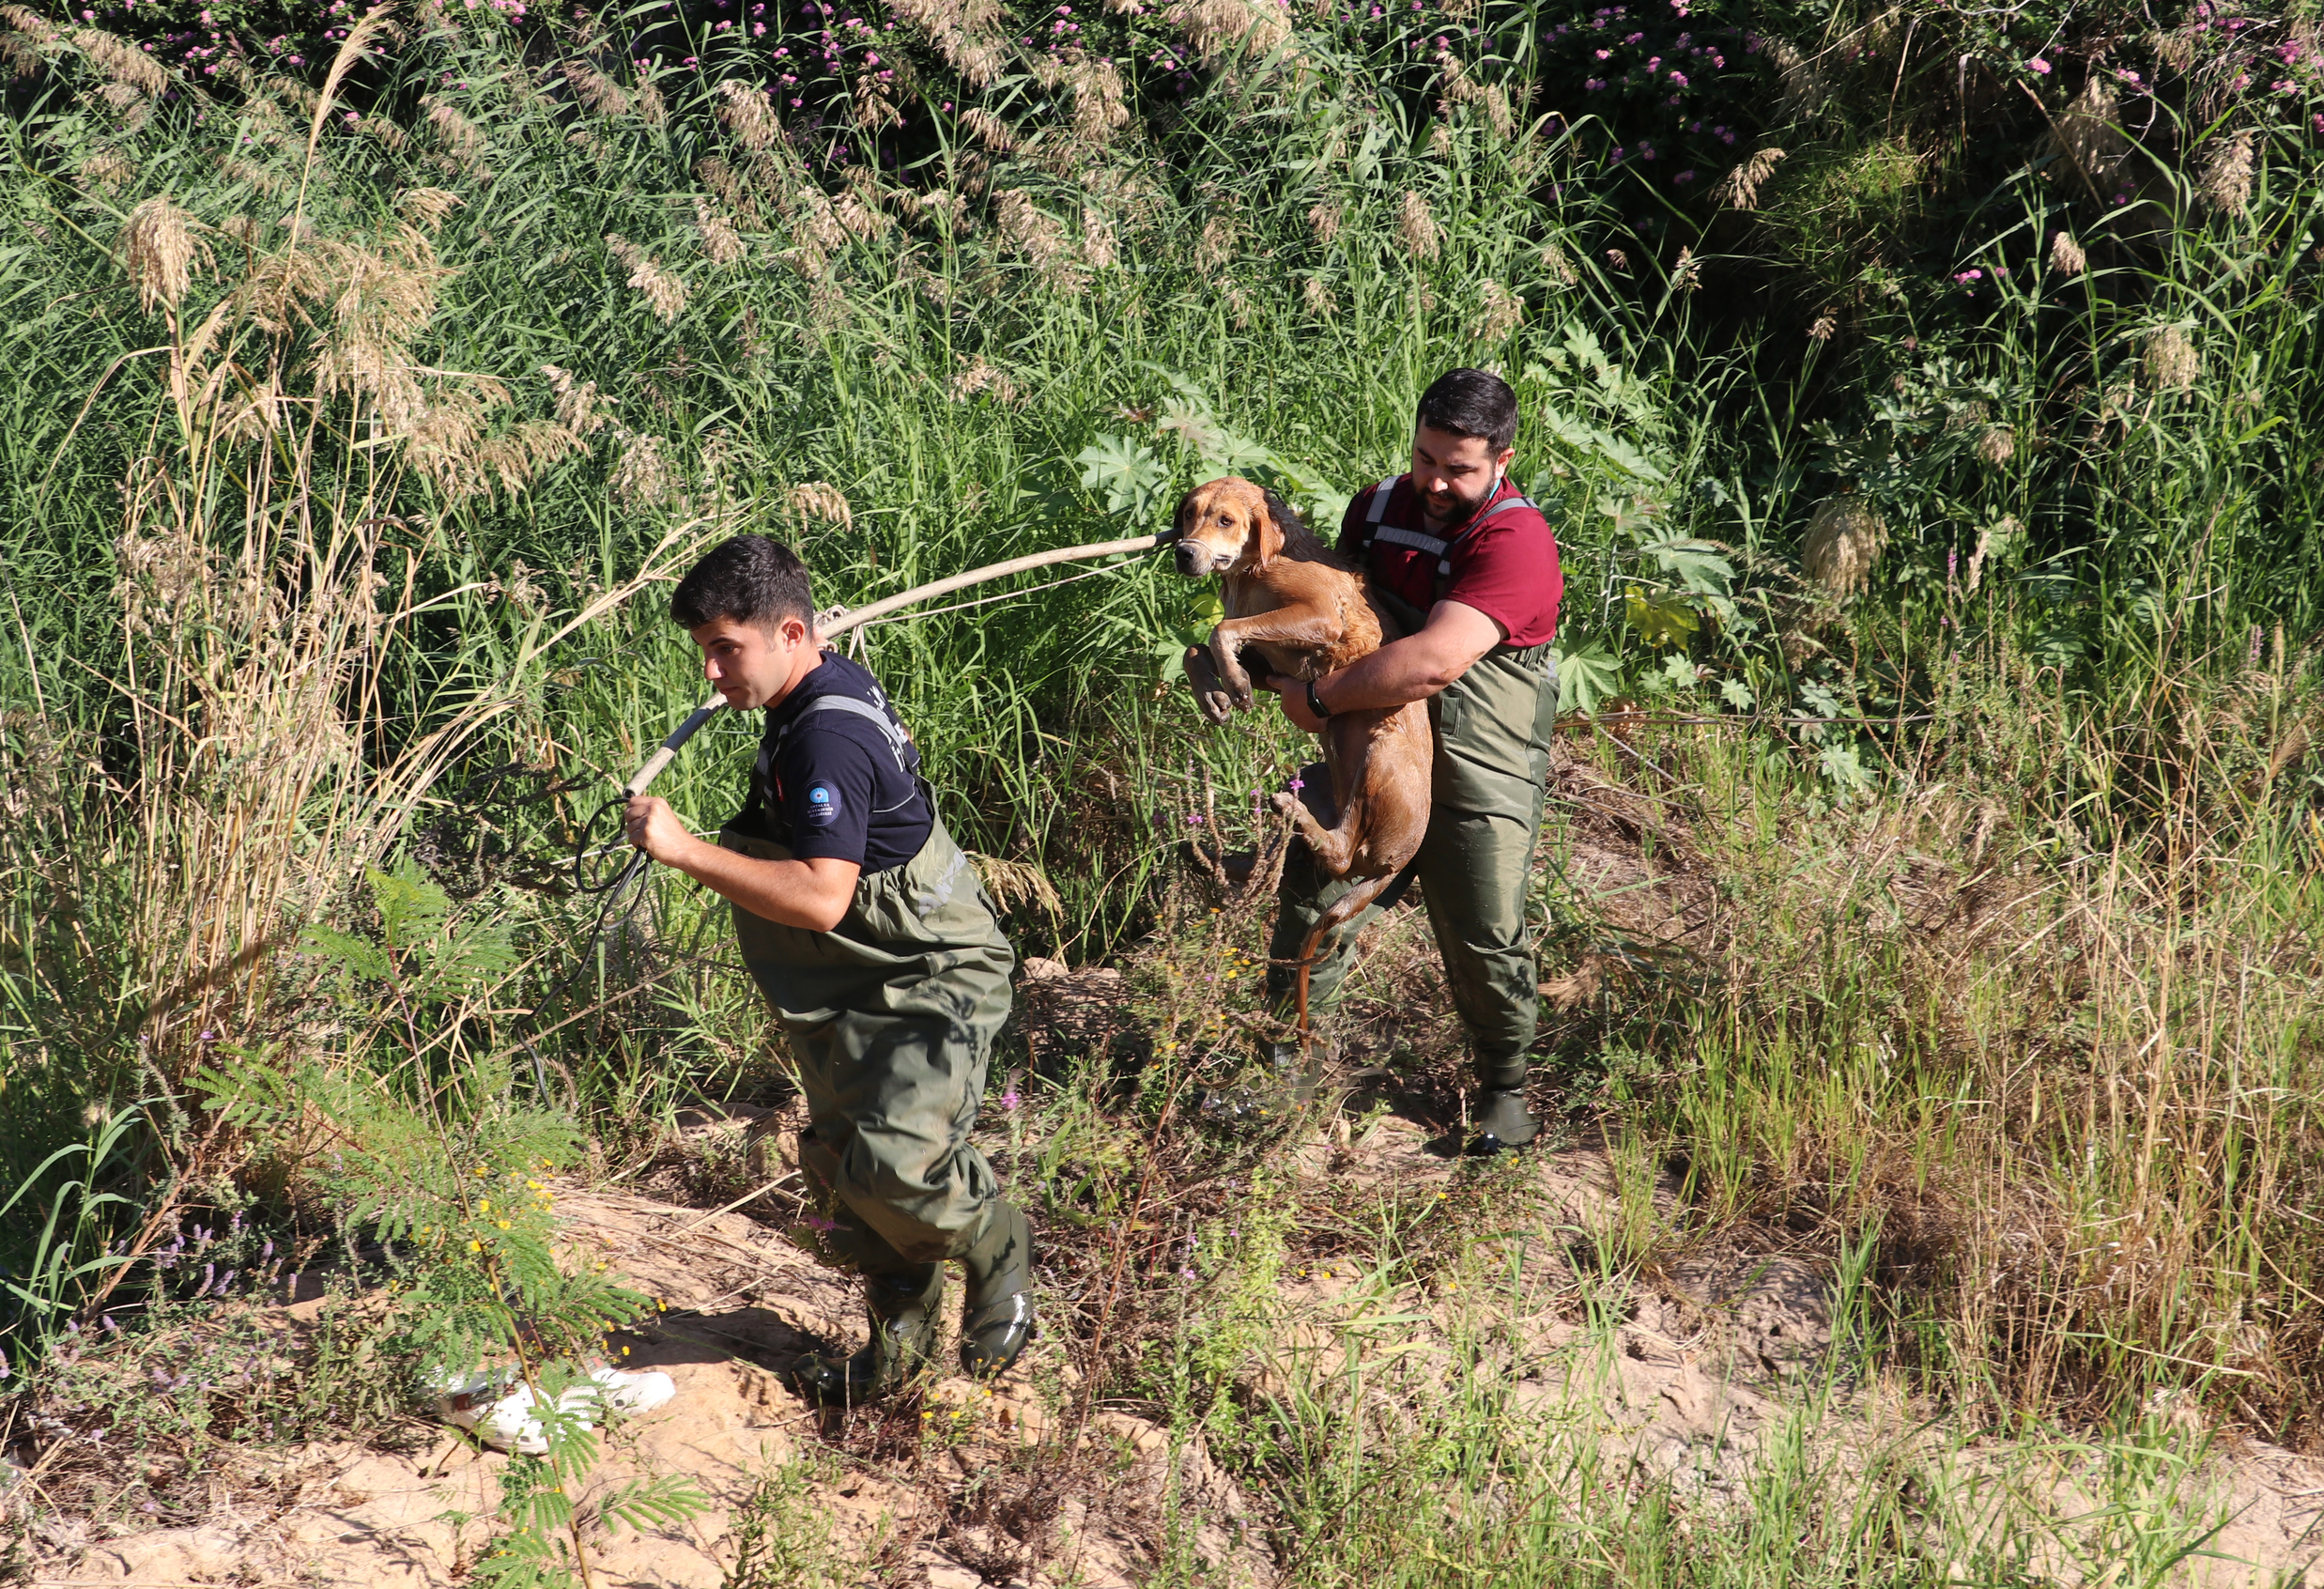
621, 529, 1174, 796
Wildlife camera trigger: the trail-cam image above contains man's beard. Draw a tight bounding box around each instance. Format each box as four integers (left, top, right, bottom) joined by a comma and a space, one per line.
1420, 475, 1500, 528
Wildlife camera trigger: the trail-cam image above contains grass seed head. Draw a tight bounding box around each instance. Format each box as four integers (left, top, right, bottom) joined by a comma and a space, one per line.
1711, 147, 1786, 211
1301, 273, 1336, 317
79, 147, 133, 192
2144, 325, 2199, 392
1168, 0, 1289, 61
1307, 200, 1341, 246
716, 80, 780, 151
603, 233, 686, 324
1976, 425, 2015, 467
791, 482, 853, 530
71, 23, 167, 97
561, 60, 631, 118
1801, 497, 1888, 600
694, 197, 746, 267
1476, 280, 1523, 341
119, 195, 207, 315
395, 187, 463, 233
2199, 131, 2255, 213
2049, 230, 2085, 276
1397, 191, 1439, 261
1081, 204, 1117, 270
610, 433, 674, 507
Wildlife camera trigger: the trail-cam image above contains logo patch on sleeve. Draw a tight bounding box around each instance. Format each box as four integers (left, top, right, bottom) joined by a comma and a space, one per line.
803, 783, 839, 827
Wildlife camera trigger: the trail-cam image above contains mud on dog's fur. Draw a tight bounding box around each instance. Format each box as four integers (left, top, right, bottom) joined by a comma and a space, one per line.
1172, 477, 1433, 1032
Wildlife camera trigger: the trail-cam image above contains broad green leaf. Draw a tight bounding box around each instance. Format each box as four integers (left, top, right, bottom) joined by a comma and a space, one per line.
1550, 639, 1624, 714
1624, 585, 1700, 648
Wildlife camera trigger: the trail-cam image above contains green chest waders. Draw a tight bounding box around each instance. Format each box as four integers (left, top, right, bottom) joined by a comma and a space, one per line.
1266, 488, 1561, 1086
723, 803, 1015, 1271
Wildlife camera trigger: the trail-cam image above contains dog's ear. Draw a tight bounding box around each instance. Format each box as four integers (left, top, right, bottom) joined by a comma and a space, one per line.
1252, 486, 1285, 572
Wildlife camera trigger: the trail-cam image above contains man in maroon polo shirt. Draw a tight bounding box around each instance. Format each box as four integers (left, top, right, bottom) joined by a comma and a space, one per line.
1263, 368, 1562, 1154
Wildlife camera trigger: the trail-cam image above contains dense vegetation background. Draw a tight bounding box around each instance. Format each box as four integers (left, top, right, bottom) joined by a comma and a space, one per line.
1, 0, 2321, 1576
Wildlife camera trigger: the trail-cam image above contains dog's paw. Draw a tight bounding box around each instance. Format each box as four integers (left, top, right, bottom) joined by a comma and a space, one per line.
1270, 790, 1302, 817
1199, 690, 1236, 725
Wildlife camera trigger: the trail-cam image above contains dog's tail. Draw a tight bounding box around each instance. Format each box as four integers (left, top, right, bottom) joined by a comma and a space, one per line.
1289, 867, 1407, 1039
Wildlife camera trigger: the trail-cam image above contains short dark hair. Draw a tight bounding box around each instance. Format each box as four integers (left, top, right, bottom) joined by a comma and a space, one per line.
1416, 368, 1518, 455
670, 534, 814, 630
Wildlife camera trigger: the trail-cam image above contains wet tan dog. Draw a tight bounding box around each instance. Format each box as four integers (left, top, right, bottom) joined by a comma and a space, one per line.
1172, 477, 1432, 1036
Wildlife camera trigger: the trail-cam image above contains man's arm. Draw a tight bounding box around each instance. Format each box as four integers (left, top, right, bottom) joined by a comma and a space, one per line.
1268, 598, 1505, 733
623, 795, 860, 931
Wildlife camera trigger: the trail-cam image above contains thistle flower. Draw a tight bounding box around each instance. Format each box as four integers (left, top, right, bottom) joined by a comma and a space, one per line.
1800, 497, 1887, 600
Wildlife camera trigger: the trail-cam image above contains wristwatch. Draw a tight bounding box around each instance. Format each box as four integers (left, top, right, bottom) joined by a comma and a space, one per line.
1306, 679, 1332, 720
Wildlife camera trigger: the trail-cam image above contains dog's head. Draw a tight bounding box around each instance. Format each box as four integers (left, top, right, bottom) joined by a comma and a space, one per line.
1173, 477, 1291, 578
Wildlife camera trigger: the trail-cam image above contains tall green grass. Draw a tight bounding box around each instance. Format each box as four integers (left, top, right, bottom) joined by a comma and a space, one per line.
0, 0, 2320, 1520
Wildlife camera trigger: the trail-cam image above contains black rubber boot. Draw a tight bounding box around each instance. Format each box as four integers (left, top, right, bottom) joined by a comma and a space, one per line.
790, 1264, 944, 1405
1268, 1038, 1326, 1105
958, 1199, 1035, 1381
1469, 1085, 1540, 1157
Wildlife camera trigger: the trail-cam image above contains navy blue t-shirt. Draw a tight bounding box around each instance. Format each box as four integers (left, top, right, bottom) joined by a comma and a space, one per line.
739, 655, 932, 874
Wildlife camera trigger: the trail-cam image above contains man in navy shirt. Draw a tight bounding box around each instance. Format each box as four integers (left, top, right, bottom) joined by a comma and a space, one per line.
625, 536, 1032, 1401
1261, 369, 1562, 1154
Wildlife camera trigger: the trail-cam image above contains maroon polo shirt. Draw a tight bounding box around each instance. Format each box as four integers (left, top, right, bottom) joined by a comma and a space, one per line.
1336, 473, 1562, 647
